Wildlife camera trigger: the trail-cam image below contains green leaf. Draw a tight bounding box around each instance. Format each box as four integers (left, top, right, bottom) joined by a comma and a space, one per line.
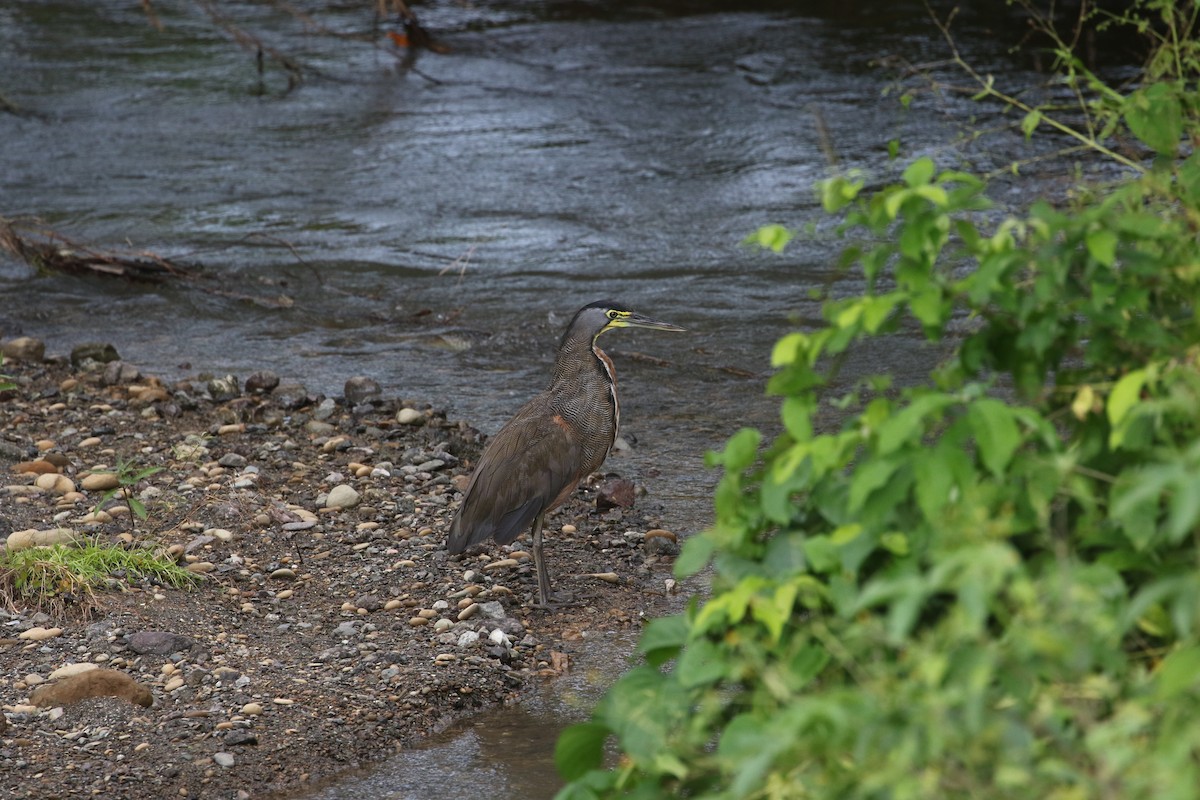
1124, 83, 1183, 156
745, 224, 794, 253
781, 396, 812, 441
848, 456, 901, 512
717, 428, 761, 472
1107, 369, 1148, 448
902, 157, 936, 187
968, 398, 1022, 477
803, 535, 839, 573
1154, 646, 1200, 699
876, 393, 955, 455
1086, 229, 1118, 266
555, 722, 611, 781
674, 534, 716, 578
637, 614, 690, 666
1021, 109, 1042, 139
676, 637, 728, 688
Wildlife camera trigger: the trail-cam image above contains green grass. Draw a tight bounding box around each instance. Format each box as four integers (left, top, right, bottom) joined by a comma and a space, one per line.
0, 543, 201, 617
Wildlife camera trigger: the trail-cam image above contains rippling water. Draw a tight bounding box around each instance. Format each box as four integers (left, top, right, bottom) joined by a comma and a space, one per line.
0, 2, 1091, 796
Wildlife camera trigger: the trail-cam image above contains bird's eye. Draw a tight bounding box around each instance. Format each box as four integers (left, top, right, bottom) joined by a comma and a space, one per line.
606, 310, 620, 319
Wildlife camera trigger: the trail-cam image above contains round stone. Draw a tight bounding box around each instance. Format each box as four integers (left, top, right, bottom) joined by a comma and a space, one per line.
325, 484, 360, 509
396, 408, 422, 425
80, 472, 120, 492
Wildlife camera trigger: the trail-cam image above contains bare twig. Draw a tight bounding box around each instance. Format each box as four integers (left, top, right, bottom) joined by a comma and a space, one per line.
924, 0, 1142, 172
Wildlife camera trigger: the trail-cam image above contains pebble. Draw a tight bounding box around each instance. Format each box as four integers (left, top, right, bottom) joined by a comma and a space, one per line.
325, 484, 360, 509
19, 627, 64, 641
78, 436, 102, 448
205, 528, 235, 542
241, 702, 264, 716
433, 618, 453, 633
80, 472, 120, 492
48, 664, 98, 680
396, 408, 422, 425
276, 589, 294, 600
164, 677, 185, 692
344, 376, 382, 405
270, 568, 297, 580
244, 370, 280, 394
561, 524, 577, 534
2, 336, 45, 362
383, 599, 402, 611
7, 528, 78, 552
482, 558, 519, 571
457, 603, 479, 621
33, 473, 74, 497
457, 631, 480, 648
408, 617, 429, 627
70, 342, 119, 366
214, 752, 235, 768
12, 460, 58, 475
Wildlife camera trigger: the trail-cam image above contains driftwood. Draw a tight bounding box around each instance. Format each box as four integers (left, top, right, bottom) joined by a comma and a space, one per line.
0, 218, 196, 283
0, 219, 296, 309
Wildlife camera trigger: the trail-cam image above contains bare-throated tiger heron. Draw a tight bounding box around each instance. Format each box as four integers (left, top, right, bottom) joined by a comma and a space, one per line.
446, 301, 685, 606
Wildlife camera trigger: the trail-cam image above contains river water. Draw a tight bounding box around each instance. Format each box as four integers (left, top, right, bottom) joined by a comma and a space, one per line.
1, 1, 1087, 796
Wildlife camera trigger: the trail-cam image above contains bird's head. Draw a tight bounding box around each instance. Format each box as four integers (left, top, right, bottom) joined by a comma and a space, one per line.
564, 300, 686, 346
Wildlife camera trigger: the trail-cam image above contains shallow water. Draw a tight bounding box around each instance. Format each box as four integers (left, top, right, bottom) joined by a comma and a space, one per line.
0, 2, 1092, 796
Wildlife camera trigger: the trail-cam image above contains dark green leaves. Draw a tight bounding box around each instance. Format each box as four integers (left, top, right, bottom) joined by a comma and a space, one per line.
1124, 83, 1183, 156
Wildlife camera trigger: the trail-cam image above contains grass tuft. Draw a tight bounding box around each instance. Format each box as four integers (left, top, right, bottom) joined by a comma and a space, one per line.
0, 543, 201, 618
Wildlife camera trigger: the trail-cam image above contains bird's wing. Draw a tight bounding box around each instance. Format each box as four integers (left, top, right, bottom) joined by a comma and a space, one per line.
447, 404, 587, 552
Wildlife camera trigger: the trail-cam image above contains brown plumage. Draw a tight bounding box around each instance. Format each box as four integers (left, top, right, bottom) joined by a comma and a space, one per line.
447, 301, 684, 606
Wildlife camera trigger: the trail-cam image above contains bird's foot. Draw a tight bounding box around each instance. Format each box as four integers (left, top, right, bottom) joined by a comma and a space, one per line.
532, 589, 579, 610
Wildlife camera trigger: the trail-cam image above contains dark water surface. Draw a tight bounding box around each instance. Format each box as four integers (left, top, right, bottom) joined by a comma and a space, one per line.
1, 2, 1066, 796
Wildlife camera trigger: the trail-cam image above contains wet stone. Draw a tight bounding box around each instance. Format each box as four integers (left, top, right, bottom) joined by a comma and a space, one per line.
344, 376, 382, 405
70, 342, 120, 367
244, 370, 280, 394
218, 453, 247, 468
125, 631, 198, 656
102, 360, 141, 385
2, 336, 45, 363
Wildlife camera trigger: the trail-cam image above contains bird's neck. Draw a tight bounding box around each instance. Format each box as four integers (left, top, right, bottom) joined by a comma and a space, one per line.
550, 334, 613, 387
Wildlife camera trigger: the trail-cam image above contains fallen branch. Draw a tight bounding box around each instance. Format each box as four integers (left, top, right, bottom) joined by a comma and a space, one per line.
0, 218, 198, 283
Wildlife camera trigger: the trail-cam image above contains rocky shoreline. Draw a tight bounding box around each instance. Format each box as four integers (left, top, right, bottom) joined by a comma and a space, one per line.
0, 338, 687, 799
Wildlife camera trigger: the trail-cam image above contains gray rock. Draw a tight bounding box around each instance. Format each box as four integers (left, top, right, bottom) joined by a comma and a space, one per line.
456, 631, 480, 648
217, 453, 248, 468
223, 730, 258, 746
333, 621, 358, 638
479, 601, 507, 620
101, 360, 141, 386
213, 751, 235, 768
125, 630, 198, 656
344, 376, 382, 405
645, 535, 681, 556
70, 342, 119, 367
2, 336, 45, 363
207, 375, 240, 402
325, 484, 360, 509
272, 383, 313, 410
244, 370, 280, 395
313, 397, 337, 421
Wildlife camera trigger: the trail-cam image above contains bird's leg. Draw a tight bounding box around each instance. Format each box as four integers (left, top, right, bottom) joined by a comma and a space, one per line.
531, 511, 554, 607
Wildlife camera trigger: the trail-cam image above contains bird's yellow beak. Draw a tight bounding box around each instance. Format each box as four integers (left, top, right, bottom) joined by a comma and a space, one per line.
607, 311, 686, 333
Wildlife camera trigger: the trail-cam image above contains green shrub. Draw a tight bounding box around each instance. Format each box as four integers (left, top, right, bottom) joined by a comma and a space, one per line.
555, 9, 1200, 798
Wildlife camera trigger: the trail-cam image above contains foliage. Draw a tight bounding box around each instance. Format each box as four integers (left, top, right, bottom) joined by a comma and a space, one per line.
91, 458, 165, 530
0, 543, 199, 618
0, 355, 14, 392
555, 7, 1200, 800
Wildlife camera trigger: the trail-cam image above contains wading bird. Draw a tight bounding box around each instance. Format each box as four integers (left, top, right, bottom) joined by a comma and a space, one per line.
446, 301, 685, 606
